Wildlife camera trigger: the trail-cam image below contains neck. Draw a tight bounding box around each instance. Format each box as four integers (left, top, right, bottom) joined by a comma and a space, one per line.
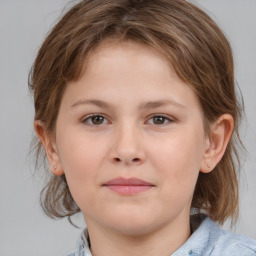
86, 214, 191, 256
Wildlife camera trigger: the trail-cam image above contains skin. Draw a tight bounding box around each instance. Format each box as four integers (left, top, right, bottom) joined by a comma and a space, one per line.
35, 41, 233, 256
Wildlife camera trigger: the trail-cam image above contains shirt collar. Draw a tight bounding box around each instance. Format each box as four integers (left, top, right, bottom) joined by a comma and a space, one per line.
172, 214, 221, 255
74, 214, 220, 256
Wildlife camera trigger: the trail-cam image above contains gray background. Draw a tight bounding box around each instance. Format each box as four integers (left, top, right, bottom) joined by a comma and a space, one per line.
0, 0, 255, 255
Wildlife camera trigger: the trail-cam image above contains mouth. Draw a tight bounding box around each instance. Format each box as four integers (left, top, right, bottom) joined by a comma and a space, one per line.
102, 177, 155, 196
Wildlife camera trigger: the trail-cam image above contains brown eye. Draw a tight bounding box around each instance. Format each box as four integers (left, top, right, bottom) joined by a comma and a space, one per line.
83, 115, 108, 126
147, 115, 173, 125
91, 116, 105, 125
153, 116, 166, 124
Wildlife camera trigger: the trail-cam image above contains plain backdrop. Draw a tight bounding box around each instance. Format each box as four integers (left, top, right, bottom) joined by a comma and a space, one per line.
0, 0, 255, 255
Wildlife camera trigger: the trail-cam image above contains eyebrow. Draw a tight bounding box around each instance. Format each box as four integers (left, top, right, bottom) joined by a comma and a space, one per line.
71, 98, 186, 110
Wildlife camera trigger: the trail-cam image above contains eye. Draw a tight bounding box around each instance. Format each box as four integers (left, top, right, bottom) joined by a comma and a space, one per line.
82, 114, 109, 126
147, 115, 173, 125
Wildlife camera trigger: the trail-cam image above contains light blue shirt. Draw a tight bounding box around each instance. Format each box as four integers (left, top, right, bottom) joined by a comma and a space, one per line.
67, 214, 256, 256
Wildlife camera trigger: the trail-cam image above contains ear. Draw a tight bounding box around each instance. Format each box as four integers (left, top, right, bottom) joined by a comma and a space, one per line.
200, 114, 234, 173
34, 120, 64, 176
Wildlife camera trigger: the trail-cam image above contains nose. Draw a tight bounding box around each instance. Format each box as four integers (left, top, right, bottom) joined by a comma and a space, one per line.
109, 122, 146, 166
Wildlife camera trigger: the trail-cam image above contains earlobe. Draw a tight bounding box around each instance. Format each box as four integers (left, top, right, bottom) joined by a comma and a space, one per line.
34, 120, 64, 176
200, 114, 234, 173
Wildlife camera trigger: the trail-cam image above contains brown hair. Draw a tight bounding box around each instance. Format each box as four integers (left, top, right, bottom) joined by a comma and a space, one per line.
29, 0, 243, 224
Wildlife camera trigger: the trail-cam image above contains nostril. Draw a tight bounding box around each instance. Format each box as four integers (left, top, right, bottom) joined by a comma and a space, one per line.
113, 157, 141, 163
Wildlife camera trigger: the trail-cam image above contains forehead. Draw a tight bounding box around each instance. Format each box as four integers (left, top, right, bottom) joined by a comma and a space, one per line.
80, 40, 184, 92
62, 40, 202, 113
88, 40, 172, 75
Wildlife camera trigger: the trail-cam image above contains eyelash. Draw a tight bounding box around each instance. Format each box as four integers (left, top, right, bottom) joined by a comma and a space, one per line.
81, 114, 109, 126
146, 114, 174, 125
81, 114, 174, 127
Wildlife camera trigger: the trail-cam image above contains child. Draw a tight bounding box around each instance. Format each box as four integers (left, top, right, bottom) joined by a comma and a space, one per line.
29, 0, 256, 255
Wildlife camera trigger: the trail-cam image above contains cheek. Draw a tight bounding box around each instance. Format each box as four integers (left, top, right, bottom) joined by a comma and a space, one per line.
57, 134, 111, 213
148, 129, 204, 191
56, 129, 109, 196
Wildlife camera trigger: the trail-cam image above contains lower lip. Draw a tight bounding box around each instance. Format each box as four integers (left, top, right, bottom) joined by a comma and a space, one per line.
104, 185, 154, 195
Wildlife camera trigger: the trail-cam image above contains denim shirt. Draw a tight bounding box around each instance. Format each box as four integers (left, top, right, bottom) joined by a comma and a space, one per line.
67, 215, 256, 256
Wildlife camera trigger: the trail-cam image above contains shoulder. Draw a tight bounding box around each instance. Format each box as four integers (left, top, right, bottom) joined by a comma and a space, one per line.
173, 214, 256, 256
212, 227, 256, 256
194, 215, 256, 256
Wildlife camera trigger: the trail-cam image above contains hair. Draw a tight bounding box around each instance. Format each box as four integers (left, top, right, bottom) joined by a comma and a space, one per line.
29, 0, 243, 225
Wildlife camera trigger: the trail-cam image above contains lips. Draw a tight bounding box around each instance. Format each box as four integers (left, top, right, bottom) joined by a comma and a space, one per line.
103, 177, 155, 196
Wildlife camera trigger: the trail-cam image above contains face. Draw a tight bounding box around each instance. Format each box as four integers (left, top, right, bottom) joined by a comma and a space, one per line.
52, 41, 210, 235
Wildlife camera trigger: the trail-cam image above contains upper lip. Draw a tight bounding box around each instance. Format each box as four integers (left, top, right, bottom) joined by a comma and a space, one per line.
103, 177, 154, 186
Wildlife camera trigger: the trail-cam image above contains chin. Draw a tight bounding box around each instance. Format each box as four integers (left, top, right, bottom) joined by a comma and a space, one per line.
103, 212, 161, 236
